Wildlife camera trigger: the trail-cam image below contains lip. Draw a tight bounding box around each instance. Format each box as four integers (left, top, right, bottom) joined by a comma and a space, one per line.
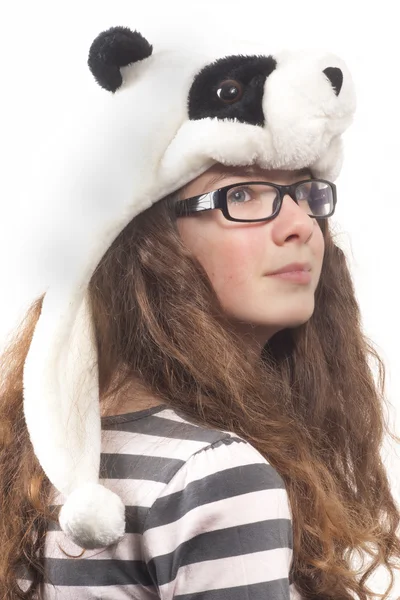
268, 270, 312, 284
268, 262, 312, 275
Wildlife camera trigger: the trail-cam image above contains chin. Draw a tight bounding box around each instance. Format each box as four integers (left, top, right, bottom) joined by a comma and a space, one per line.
284, 310, 315, 328
251, 310, 315, 331
227, 300, 316, 330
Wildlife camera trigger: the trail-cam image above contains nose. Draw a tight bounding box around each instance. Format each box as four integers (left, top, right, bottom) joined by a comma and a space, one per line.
281, 193, 311, 218
275, 193, 314, 238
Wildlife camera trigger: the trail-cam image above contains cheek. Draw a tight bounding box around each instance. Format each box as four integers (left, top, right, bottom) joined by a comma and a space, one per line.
313, 223, 325, 279
179, 220, 264, 296
208, 235, 262, 288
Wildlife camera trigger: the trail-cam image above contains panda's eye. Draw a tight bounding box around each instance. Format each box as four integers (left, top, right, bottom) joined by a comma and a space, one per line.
216, 79, 243, 104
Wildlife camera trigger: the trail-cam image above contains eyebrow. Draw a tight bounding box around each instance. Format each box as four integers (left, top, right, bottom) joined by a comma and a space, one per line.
200, 166, 312, 193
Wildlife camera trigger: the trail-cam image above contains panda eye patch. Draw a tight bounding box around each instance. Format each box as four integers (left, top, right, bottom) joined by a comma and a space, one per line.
216, 79, 243, 104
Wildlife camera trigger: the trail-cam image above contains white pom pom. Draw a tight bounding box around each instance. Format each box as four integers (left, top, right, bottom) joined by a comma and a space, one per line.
59, 483, 126, 549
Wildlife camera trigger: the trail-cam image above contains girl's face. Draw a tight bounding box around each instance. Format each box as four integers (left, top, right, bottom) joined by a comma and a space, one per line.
176, 163, 325, 350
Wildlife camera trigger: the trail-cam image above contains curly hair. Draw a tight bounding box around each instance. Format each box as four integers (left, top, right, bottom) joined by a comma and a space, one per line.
0, 186, 399, 600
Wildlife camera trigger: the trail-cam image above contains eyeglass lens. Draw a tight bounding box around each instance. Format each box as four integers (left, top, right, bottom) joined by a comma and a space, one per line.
226, 181, 333, 220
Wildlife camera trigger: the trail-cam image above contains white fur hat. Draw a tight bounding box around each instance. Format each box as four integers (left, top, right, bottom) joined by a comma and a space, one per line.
22, 25, 357, 549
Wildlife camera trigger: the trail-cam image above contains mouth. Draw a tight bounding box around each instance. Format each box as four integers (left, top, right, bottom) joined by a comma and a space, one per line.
267, 270, 312, 284
267, 262, 312, 276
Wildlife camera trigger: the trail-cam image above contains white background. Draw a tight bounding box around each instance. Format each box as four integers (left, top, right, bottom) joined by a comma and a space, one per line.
0, 1, 399, 596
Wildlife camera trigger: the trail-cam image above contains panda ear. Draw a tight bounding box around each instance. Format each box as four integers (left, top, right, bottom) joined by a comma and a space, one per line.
87, 26, 153, 93
323, 67, 343, 96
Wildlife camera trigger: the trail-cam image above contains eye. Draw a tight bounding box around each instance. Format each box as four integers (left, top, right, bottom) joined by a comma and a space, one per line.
227, 187, 252, 204
296, 186, 309, 200
216, 79, 243, 104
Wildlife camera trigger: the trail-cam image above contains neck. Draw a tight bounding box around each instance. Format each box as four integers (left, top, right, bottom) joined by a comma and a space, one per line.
100, 375, 164, 417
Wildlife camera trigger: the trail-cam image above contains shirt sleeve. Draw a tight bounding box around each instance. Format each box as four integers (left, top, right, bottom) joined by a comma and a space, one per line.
141, 435, 296, 600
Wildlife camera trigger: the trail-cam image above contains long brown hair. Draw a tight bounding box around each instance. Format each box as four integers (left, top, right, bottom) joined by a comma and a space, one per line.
1, 187, 399, 600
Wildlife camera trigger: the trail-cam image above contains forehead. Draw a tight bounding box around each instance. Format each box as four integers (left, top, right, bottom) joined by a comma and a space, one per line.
205, 164, 311, 180
188, 163, 312, 192
179, 163, 313, 198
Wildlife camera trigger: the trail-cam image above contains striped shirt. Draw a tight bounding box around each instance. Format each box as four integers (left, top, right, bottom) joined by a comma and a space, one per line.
20, 404, 302, 599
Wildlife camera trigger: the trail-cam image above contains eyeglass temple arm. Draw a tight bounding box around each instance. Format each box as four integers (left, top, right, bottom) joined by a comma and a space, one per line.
176, 191, 218, 215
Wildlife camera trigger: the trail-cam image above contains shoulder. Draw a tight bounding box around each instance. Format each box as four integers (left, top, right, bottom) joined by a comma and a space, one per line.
102, 404, 273, 473
155, 406, 286, 487
101, 405, 289, 528
146, 406, 286, 490
142, 406, 289, 527
141, 409, 294, 599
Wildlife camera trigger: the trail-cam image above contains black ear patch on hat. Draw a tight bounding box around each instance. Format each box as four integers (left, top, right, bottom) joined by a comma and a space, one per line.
188, 55, 277, 127
88, 26, 153, 93
323, 67, 343, 96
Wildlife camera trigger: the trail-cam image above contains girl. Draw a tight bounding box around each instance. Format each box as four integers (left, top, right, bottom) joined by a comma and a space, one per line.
0, 24, 399, 600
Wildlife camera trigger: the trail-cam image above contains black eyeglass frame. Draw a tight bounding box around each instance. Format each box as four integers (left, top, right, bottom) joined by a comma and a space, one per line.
174, 178, 337, 223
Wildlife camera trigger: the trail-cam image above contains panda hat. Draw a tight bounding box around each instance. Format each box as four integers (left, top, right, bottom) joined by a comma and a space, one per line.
22, 25, 357, 549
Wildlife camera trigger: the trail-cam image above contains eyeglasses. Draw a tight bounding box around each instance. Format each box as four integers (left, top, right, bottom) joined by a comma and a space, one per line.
174, 179, 337, 222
